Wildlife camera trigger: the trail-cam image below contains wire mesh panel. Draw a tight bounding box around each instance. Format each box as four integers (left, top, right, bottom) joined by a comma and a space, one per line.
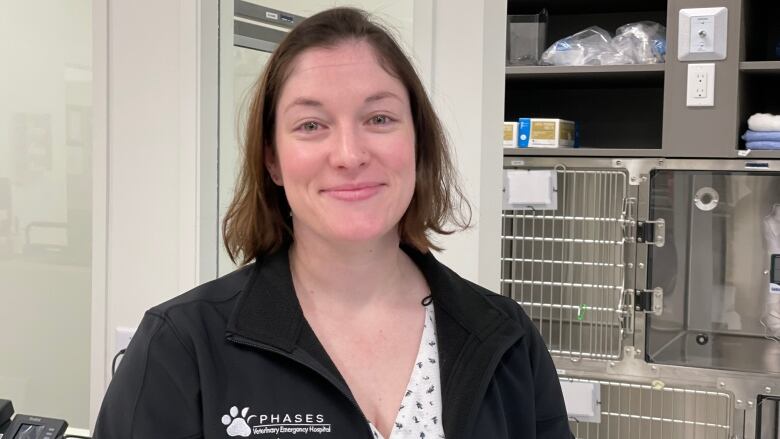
567, 378, 732, 439
501, 167, 628, 360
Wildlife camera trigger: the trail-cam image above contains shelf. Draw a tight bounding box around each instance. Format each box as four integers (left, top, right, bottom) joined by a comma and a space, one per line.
739, 61, 780, 74
504, 82, 664, 149
738, 73, 780, 154
502, 1, 667, 153
506, 64, 664, 81
503, 148, 780, 160
503, 148, 662, 157
736, 150, 780, 159
506, 5, 667, 55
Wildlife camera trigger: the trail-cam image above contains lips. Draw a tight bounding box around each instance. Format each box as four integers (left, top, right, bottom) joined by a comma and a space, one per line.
321, 182, 384, 201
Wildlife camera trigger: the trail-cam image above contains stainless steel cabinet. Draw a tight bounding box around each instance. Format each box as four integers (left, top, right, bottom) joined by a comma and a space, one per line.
502, 156, 780, 438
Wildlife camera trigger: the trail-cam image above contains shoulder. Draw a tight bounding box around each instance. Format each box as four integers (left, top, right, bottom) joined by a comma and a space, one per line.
415, 248, 533, 331
430, 262, 537, 340
457, 276, 534, 329
125, 264, 256, 360
146, 263, 255, 326
152, 263, 253, 310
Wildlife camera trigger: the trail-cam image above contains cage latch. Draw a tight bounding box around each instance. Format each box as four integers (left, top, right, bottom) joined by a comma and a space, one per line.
636, 219, 665, 247
634, 288, 663, 315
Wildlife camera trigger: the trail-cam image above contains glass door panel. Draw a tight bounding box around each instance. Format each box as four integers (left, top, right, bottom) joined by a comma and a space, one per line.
0, 0, 92, 428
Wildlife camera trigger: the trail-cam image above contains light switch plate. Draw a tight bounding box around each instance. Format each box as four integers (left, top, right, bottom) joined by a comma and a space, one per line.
115, 326, 136, 352
687, 63, 715, 107
678, 7, 728, 61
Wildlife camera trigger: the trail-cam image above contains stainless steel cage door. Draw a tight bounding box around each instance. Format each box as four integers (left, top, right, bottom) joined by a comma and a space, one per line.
501, 167, 630, 360
566, 378, 732, 439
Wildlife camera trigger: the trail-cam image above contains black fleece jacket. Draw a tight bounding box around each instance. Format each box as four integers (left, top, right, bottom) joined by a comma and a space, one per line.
94, 245, 572, 439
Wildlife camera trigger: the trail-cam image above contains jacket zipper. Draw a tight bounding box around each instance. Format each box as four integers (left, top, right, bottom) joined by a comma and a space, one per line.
226, 334, 375, 439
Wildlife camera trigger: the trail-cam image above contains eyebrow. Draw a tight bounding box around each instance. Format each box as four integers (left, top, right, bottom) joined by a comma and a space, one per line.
283, 98, 323, 115
283, 91, 403, 115
364, 91, 403, 104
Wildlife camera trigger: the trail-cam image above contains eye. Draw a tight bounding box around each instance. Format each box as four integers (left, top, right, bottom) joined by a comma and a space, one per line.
369, 114, 391, 125
298, 121, 320, 132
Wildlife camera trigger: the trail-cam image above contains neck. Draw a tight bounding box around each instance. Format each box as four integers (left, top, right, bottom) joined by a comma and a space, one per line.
289, 232, 419, 310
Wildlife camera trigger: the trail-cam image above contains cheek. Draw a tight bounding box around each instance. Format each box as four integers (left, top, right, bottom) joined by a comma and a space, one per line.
275, 143, 322, 184
384, 145, 417, 209
401, 141, 418, 187
394, 145, 417, 197
382, 130, 416, 174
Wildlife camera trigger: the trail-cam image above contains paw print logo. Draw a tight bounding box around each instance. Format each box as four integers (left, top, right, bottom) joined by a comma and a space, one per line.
222, 406, 255, 437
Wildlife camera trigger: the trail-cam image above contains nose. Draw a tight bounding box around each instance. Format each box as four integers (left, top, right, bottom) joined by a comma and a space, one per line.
329, 124, 369, 170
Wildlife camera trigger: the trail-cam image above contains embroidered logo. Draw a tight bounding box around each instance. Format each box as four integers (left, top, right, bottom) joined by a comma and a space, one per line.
222, 406, 255, 437
221, 406, 331, 436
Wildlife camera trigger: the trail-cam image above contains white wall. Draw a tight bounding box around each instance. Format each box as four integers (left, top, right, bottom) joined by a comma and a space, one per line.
428, 0, 504, 291
90, 0, 218, 425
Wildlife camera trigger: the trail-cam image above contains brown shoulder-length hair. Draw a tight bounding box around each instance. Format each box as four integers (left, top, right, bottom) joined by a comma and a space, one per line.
223, 7, 471, 265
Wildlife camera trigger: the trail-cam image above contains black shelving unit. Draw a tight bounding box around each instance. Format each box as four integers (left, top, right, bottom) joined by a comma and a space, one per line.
504, 0, 667, 154
507, 0, 667, 45
738, 68, 780, 153
742, 0, 780, 62
505, 66, 665, 151
737, 0, 780, 155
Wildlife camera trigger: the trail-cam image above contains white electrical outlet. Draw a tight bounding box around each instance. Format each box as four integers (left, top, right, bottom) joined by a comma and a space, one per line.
694, 70, 707, 97
687, 63, 715, 107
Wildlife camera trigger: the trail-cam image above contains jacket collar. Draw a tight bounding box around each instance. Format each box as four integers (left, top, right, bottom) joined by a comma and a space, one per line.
226, 245, 304, 353
226, 243, 524, 351
225, 243, 527, 437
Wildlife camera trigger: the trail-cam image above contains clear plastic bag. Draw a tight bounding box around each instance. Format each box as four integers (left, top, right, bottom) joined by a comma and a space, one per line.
540, 26, 631, 66
540, 21, 666, 66
612, 21, 666, 64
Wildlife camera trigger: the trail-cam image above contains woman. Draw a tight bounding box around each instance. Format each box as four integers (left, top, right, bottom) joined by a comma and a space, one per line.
95, 7, 571, 439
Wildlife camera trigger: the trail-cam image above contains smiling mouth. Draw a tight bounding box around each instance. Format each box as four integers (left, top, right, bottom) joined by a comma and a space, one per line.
322, 183, 384, 201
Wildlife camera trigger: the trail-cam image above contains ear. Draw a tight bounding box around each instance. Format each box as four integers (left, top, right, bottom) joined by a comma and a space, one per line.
264, 146, 283, 186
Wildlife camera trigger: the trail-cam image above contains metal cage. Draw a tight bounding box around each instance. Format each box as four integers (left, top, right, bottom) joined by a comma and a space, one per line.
501, 157, 780, 439
565, 377, 732, 439
501, 167, 629, 360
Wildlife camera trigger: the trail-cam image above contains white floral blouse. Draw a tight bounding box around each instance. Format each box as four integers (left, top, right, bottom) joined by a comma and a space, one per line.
368, 303, 445, 439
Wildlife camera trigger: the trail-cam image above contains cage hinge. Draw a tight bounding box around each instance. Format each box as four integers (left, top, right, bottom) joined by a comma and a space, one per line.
636, 219, 665, 247
633, 288, 663, 315
619, 292, 635, 335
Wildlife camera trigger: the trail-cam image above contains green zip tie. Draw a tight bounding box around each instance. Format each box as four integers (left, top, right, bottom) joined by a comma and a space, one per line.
577, 304, 589, 321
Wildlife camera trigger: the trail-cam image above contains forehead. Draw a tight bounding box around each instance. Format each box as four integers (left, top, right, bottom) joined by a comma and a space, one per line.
279, 40, 407, 102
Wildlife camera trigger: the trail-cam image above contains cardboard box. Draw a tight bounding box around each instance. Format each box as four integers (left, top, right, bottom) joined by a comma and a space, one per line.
518, 118, 575, 148
503, 122, 519, 147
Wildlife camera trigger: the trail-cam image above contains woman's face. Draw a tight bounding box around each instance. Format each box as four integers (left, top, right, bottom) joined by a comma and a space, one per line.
269, 40, 416, 246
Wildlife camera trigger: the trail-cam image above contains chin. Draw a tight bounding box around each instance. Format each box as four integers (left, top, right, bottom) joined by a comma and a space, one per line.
326, 220, 398, 244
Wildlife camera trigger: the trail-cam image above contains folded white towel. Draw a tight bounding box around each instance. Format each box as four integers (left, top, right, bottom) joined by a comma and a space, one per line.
748, 113, 780, 132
